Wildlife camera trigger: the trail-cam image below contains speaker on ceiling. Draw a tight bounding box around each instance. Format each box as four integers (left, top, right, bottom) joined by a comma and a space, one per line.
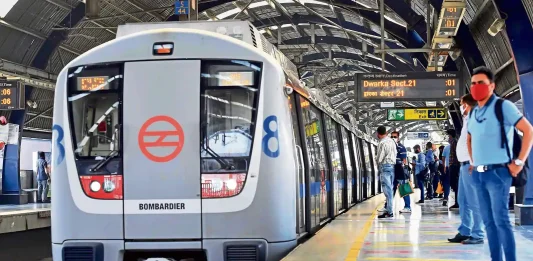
86, 0, 100, 19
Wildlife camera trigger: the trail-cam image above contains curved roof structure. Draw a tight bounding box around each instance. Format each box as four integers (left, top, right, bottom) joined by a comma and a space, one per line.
0, 0, 524, 141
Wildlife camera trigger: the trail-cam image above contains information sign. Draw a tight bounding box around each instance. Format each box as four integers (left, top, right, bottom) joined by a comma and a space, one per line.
175, 0, 189, 15
407, 132, 430, 140
0, 80, 24, 110
355, 72, 461, 102
387, 108, 447, 121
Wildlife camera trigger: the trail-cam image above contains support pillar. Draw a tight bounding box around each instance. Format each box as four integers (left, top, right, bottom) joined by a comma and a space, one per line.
0, 85, 33, 204
494, 0, 533, 224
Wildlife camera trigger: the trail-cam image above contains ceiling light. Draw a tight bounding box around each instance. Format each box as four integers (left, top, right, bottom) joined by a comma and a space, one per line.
0, 0, 19, 18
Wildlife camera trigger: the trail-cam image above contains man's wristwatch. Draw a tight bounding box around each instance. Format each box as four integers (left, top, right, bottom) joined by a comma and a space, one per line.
514, 159, 524, 166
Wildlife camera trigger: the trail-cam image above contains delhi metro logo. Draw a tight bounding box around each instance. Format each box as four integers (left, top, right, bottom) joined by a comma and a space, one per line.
138, 115, 184, 163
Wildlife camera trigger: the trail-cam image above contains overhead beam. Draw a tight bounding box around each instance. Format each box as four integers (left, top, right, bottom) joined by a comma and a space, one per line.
302, 51, 412, 72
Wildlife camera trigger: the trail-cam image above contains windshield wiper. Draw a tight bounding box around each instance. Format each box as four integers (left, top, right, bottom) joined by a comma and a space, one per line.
90, 150, 119, 172
201, 122, 235, 170
201, 146, 235, 170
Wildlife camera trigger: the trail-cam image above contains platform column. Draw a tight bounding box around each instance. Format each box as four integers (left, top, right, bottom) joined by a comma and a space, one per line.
494, 0, 533, 224
0, 84, 33, 204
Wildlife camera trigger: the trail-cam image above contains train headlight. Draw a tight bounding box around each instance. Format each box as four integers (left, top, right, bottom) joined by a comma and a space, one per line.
90, 181, 101, 192
226, 179, 237, 190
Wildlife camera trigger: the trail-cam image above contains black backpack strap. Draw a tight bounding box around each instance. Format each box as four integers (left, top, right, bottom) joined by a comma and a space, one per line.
495, 98, 512, 161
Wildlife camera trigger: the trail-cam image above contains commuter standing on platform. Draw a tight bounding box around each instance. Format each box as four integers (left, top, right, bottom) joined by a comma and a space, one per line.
425, 142, 435, 200
467, 66, 533, 261
448, 94, 485, 245
384, 131, 412, 213
37, 151, 50, 203
375, 126, 397, 218
446, 129, 460, 209
413, 145, 427, 204
441, 144, 451, 203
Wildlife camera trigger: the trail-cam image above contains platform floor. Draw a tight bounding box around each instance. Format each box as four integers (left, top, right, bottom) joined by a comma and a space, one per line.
283, 191, 533, 261
0, 202, 51, 217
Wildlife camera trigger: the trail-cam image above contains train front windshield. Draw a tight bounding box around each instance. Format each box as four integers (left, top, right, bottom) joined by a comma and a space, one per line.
65, 60, 261, 199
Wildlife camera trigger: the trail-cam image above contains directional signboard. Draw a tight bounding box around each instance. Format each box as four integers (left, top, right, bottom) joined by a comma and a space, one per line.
407, 132, 430, 140
387, 108, 448, 121
355, 72, 462, 102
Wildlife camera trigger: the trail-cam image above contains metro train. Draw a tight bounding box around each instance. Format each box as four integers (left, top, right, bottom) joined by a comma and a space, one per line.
51, 21, 382, 261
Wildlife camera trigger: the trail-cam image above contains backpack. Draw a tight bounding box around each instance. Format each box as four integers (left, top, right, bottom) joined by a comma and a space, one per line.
494, 99, 529, 187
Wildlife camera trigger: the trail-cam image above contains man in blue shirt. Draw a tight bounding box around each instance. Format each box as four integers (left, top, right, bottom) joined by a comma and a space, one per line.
390, 131, 411, 213
467, 66, 533, 261
37, 151, 50, 203
412, 145, 427, 203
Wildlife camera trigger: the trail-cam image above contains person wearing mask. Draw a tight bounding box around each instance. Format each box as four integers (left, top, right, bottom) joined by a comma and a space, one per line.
448, 94, 485, 244
446, 129, 460, 209
412, 145, 427, 204
390, 131, 411, 213
37, 151, 50, 203
375, 126, 397, 218
467, 66, 533, 261
425, 142, 435, 200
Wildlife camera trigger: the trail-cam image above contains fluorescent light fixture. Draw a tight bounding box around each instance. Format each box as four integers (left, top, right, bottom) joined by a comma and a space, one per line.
0, 0, 18, 18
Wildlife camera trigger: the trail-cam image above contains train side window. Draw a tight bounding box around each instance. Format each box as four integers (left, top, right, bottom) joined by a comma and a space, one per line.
66, 64, 123, 159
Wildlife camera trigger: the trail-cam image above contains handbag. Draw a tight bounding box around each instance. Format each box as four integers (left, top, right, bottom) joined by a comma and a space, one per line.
436, 182, 444, 194
398, 181, 414, 198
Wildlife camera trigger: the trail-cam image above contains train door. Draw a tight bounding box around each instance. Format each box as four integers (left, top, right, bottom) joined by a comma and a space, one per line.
362, 140, 372, 198
323, 116, 344, 215
299, 97, 329, 228
289, 94, 307, 235
340, 128, 354, 207
370, 144, 379, 195
349, 133, 360, 203
122, 60, 202, 240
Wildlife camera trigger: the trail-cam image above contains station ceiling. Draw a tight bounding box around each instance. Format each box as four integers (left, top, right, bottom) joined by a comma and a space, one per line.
0, 0, 526, 140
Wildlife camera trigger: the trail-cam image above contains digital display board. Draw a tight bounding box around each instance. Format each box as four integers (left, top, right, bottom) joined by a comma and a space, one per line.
0, 80, 24, 110
77, 76, 110, 91
355, 72, 461, 102
217, 72, 254, 86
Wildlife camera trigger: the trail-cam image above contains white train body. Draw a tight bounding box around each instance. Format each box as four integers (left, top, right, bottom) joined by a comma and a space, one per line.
51, 21, 379, 261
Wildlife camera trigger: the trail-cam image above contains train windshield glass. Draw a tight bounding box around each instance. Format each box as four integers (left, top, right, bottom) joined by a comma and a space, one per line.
200, 60, 261, 173
67, 65, 122, 158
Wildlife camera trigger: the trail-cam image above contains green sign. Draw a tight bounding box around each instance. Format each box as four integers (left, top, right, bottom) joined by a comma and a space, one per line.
387, 109, 405, 121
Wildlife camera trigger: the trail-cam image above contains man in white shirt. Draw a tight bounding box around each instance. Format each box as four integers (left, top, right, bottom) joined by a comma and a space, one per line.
448, 94, 485, 244
375, 126, 397, 218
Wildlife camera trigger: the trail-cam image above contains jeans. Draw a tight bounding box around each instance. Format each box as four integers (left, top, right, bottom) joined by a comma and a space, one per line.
37, 180, 49, 202
441, 167, 451, 199
457, 163, 484, 239
416, 174, 425, 201
380, 164, 394, 214
432, 172, 440, 196
473, 166, 515, 261
450, 164, 461, 204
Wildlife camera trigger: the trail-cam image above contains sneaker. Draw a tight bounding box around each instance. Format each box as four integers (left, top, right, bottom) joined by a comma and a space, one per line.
442, 200, 448, 207
378, 207, 387, 212
438, 194, 444, 198
462, 238, 484, 244
448, 233, 469, 243
399, 208, 412, 213
417, 200, 425, 204
378, 212, 394, 218
449, 204, 459, 210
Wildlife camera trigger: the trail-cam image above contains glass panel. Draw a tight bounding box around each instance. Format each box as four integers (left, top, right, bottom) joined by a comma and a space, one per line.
324, 116, 343, 214
299, 96, 328, 226
289, 94, 305, 233
341, 128, 354, 205
200, 61, 261, 174
66, 64, 122, 177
